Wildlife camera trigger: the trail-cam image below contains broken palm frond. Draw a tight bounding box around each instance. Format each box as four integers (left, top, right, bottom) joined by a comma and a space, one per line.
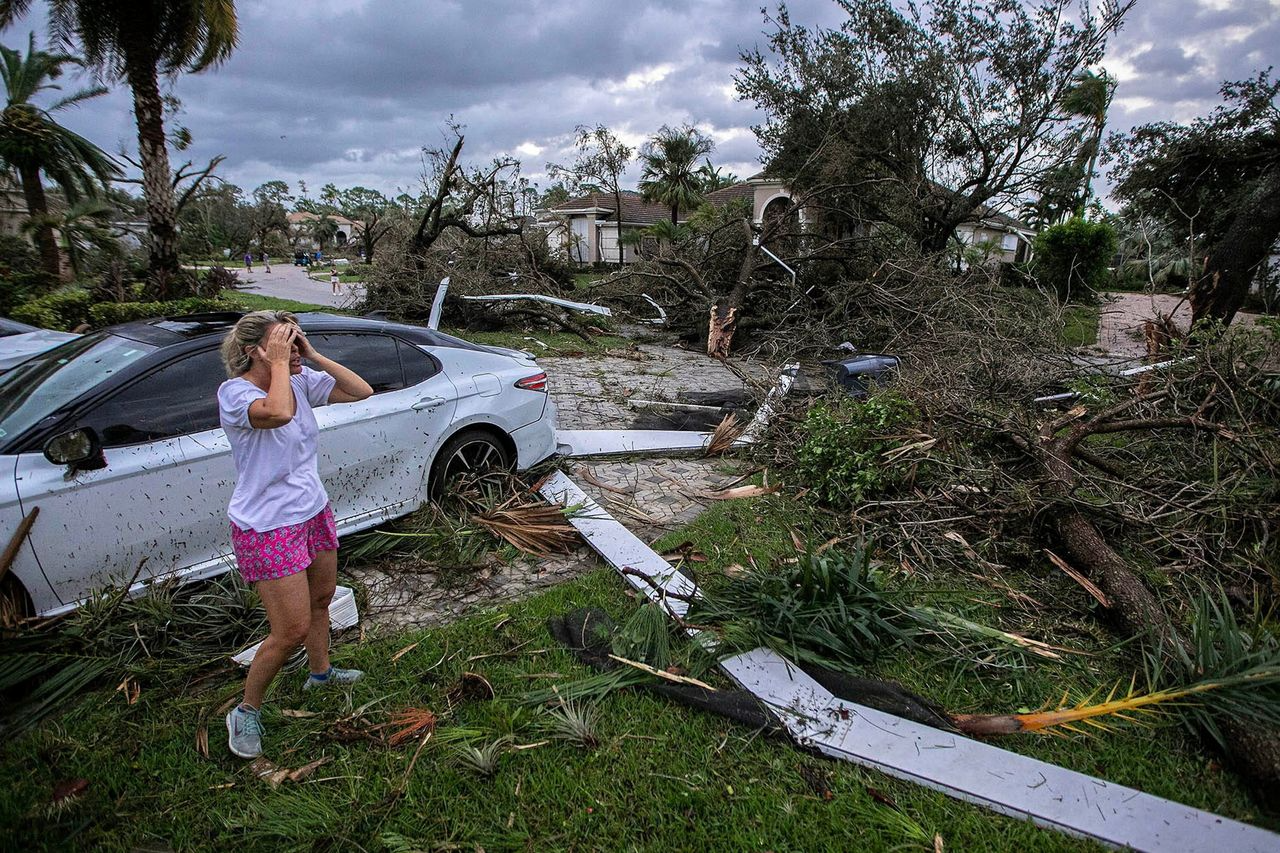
911, 608, 1072, 661
455, 482, 582, 557
341, 509, 486, 565
1044, 550, 1111, 608
952, 665, 1280, 737
692, 546, 919, 673
705, 413, 744, 456
1150, 588, 1280, 750
520, 668, 648, 706
0, 573, 273, 736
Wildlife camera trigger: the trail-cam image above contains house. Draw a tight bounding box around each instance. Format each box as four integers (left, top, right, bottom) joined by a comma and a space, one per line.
538, 191, 669, 264
538, 174, 1036, 265
286, 211, 363, 250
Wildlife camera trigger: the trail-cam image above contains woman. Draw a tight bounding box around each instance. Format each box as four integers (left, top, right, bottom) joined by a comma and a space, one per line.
218, 310, 374, 759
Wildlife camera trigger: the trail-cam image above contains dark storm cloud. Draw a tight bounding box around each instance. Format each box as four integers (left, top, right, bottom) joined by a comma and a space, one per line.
3, 0, 1273, 205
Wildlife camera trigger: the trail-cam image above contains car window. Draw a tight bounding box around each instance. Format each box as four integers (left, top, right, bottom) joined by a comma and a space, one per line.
398, 340, 439, 386
79, 348, 226, 447
307, 333, 405, 393
0, 333, 157, 444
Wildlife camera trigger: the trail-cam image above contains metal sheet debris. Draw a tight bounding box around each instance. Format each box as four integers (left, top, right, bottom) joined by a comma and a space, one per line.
540, 469, 1280, 853
427, 277, 450, 330
539, 472, 696, 616
741, 362, 799, 443
554, 429, 726, 457
720, 647, 1280, 853
461, 294, 613, 316
232, 585, 360, 667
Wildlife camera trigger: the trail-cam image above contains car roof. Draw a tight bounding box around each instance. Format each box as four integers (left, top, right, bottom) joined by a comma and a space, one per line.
106, 311, 499, 354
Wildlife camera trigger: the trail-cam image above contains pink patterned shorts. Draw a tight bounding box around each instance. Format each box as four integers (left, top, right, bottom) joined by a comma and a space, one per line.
230, 504, 338, 584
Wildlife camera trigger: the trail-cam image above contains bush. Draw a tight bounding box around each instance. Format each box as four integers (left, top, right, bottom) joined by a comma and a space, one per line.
88, 297, 227, 328
796, 391, 922, 507
0, 235, 57, 316
1031, 218, 1117, 302
9, 288, 95, 330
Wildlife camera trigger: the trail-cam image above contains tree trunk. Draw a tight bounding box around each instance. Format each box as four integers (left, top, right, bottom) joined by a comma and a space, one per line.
1190, 168, 1280, 328
17, 163, 62, 281
613, 187, 626, 265
1030, 432, 1280, 790
125, 54, 182, 297
707, 221, 759, 358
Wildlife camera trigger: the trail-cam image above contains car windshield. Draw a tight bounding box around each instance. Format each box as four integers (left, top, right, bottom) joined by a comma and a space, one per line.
0, 333, 157, 444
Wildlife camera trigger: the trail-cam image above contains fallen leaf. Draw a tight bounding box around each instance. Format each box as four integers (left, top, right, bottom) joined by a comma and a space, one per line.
866, 786, 898, 809
195, 722, 209, 758
390, 642, 419, 664
722, 563, 748, 578
280, 709, 319, 718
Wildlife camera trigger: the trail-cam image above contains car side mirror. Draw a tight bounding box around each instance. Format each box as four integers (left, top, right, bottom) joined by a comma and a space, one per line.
43, 427, 106, 471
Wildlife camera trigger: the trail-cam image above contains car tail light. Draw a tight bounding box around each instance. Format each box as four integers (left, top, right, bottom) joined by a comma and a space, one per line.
514, 371, 548, 392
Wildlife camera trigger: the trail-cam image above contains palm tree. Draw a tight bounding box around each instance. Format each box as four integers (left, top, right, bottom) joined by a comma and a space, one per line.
24, 196, 118, 278
0, 0, 239, 295
638, 125, 715, 224
1060, 69, 1115, 217
0, 33, 117, 279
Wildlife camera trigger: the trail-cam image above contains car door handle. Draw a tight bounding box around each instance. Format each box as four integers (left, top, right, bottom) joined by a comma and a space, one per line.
412, 396, 446, 411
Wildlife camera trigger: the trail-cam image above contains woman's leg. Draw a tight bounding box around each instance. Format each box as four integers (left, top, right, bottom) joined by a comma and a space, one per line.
243, 571, 312, 708
303, 549, 338, 675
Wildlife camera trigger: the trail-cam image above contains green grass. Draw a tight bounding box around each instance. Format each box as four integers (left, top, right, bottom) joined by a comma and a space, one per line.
0, 567, 1115, 853
218, 292, 339, 314
1, 491, 1270, 851
1061, 304, 1101, 347
307, 270, 366, 283
441, 327, 630, 353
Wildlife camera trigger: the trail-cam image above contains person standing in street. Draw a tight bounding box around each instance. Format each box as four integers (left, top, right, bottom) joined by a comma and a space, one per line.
244, 252, 253, 272
218, 311, 374, 759
329, 267, 340, 296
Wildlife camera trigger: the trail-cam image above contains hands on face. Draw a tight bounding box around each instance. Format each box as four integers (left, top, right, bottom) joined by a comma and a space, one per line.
255, 323, 299, 366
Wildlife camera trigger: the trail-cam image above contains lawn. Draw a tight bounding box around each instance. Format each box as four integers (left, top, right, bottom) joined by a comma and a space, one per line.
1060, 303, 1101, 347
1, 485, 1270, 852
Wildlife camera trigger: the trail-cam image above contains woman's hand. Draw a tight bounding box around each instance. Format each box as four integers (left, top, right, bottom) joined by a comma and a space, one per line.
255, 323, 297, 367
294, 328, 318, 361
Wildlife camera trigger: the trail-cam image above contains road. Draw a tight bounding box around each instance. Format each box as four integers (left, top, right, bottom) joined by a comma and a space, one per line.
215, 261, 367, 309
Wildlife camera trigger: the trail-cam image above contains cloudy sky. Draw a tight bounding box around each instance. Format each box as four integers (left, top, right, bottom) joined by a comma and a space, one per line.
5, 0, 1277, 206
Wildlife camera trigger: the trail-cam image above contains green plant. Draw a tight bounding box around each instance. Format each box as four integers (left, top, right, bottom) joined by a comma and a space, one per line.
1032, 218, 1117, 302
9, 286, 94, 329
693, 546, 917, 670
450, 736, 510, 778
796, 392, 922, 507
541, 699, 600, 749
87, 297, 224, 327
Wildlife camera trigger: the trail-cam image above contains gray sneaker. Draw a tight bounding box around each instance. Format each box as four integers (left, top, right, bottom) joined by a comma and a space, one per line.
226, 704, 263, 758
302, 666, 364, 691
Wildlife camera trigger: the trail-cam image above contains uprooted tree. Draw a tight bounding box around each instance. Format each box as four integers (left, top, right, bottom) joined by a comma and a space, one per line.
1108, 70, 1280, 328
735, 0, 1133, 254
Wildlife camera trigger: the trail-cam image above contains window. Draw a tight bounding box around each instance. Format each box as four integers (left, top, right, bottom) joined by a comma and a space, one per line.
1001, 233, 1020, 251
397, 340, 439, 387
307, 333, 405, 393
80, 348, 225, 447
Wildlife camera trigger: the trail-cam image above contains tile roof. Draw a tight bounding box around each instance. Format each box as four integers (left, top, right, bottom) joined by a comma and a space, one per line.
545, 190, 672, 225
703, 183, 755, 205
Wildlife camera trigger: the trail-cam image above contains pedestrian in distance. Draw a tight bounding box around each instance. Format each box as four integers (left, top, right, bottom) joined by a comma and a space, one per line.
330, 267, 340, 296
218, 311, 374, 759
244, 252, 253, 272
263, 251, 271, 273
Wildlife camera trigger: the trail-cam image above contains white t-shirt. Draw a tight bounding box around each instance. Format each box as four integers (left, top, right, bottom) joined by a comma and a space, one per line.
217, 366, 337, 532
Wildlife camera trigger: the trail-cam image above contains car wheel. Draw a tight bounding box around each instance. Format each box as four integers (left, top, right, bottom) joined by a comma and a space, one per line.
429, 428, 513, 498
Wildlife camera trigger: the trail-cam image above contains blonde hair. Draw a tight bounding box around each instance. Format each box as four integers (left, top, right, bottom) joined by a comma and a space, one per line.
220, 310, 299, 377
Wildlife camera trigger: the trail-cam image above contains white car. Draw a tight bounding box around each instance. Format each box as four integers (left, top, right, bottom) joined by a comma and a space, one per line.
0, 311, 558, 616
0, 316, 79, 374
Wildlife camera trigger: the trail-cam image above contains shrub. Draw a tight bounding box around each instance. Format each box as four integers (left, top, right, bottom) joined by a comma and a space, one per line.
0, 235, 57, 316
88, 297, 226, 328
796, 391, 922, 507
9, 288, 95, 330
1031, 218, 1117, 302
